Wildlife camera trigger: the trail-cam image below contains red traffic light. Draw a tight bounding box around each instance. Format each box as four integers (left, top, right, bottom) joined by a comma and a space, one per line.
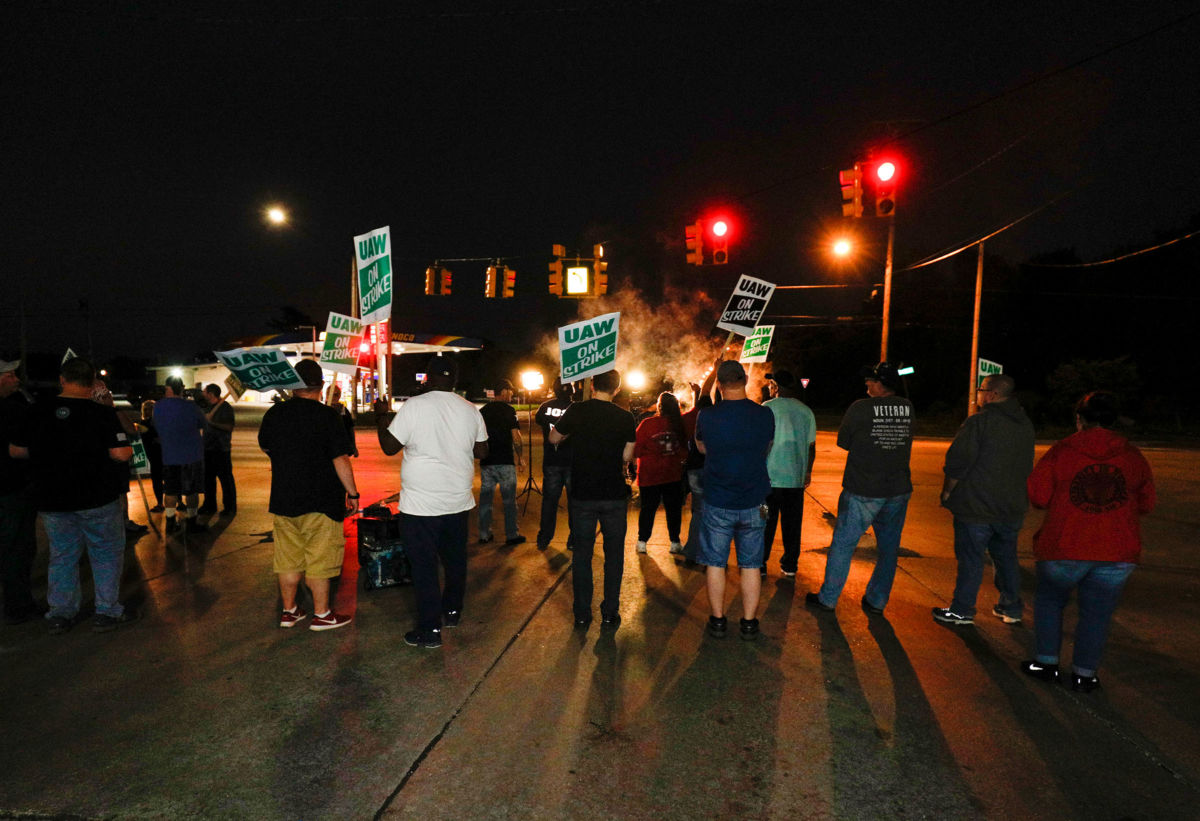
876, 161, 896, 182
711, 219, 729, 237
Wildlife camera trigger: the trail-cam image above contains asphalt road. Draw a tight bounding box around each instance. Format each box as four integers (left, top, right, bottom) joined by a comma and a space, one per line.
1, 413, 1197, 820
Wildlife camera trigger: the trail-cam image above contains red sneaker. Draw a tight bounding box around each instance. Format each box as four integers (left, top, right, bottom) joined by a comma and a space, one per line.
309, 612, 352, 631
279, 608, 307, 629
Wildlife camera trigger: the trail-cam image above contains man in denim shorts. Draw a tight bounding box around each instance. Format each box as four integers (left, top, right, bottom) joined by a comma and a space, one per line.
695, 361, 774, 640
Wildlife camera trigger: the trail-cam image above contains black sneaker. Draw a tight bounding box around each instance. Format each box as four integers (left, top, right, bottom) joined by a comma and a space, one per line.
442, 610, 461, 628
707, 615, 728, 638
573, 614, 592, 628
601, 612, 621, 629
478, 534, 494, 544
404, 628, 443, 648
932, 607, 973, 625
991, 604, 1022, 624
47, 616, 73, 635
739, 618, 760, 641
505, 535, 526, 546
1071, 673, 1100, 693
1021, 660, 1060, 683
92, 611, 137, 633
861, 598, 885, 615
185, 518, 208, 534
805, 592, 834, 612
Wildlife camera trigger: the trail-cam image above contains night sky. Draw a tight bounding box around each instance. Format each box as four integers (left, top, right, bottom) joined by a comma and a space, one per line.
6, 1, 1200, 372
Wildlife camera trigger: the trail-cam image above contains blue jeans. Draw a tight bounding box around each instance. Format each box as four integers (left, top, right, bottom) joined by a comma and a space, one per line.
950, 518, 1023, 618
1034, 560, 1135, 676
569, 498, 628, 619
537, 465, 571, 548
41, 498, 126, 619
479, 464, 519, 540
698, 504, 766, 569
817, 491, 911, 609
682, 469, 704, 561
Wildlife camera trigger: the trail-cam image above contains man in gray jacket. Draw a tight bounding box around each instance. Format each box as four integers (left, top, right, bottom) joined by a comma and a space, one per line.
932, 374, 1035, 626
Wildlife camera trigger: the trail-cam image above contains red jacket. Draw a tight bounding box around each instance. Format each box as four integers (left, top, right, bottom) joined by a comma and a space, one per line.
634, 415, 686, 487
1027, 427, 1155, 563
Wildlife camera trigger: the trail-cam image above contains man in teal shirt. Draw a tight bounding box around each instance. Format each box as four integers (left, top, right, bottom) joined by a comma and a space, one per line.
763, 370, 816, 578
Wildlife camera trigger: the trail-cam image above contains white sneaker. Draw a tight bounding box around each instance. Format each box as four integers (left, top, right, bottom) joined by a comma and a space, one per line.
635, 540, 648, 554
669, 541, 684, 554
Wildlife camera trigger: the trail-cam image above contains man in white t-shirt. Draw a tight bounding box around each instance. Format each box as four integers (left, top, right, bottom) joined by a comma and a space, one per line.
376, 356, 488, 649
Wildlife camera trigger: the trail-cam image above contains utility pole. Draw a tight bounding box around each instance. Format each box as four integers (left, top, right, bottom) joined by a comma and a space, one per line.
968, 242, 984, 415
880, 219, 895, 362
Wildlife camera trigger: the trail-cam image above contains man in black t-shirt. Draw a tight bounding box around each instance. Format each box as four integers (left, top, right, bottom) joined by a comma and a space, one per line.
258, 359, 360, 632
0, 358, 39, 625
10, 358, 133, 634
549, 369, 636, 629
808, 362, 914, 615
478, 379, 524, 546
533, 379, 574, 551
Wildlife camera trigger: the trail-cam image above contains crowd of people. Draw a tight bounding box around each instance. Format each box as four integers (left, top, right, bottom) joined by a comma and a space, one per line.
0, 352, 1158, 689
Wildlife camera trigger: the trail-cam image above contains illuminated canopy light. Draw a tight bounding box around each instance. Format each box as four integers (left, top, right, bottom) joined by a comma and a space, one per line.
170, 368, 183, 378
876, 162, 896, 182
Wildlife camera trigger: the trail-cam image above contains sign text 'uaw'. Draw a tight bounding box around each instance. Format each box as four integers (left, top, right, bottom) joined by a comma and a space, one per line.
739, 325, 775, 363
717, 275, 776, 337
558, 312, 620, 383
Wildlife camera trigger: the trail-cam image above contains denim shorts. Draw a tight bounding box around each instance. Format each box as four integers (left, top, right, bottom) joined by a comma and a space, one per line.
697, 503, 766, 569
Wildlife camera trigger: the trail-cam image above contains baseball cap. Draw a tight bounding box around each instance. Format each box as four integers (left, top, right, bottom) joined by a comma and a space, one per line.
426, 355, 457, 381
862, 361, 902, 390
765, 369, 796, 389
0, 359, 19, 374
716, 360, 746, 383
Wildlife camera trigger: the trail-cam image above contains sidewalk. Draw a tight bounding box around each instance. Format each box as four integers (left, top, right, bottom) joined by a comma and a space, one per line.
1, 429, 1198, 819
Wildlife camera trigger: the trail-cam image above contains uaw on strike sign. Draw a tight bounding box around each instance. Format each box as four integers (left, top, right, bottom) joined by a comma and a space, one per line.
717, 275, 776, 337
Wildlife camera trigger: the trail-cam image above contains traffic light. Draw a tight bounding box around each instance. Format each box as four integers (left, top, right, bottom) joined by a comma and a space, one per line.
424, 266, 436, 296
440, 267, 452, 295
484, 265, 498, 298
874, 160, 898, 217
709, 218, 730, 264
840, 166, 863, 218
549, 244, 565, 295
594, 260, 608, 295
501, 266, 516, 298
685, 222, 703, 266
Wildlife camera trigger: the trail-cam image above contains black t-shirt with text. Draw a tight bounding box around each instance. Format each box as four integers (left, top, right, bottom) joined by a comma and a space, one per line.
479, 401, 518, 466
12, 396, 128, 512
554, 399, 636, 501
258, 397, 351, 521
534, 397, 573, 468
837, 395, 914, 497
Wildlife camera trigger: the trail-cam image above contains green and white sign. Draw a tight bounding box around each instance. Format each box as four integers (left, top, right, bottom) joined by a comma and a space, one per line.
739, 325, 775, 363
355, 225, 393, 324
559, 312, 620, 382
319, 312, 364, 376
214, 347, 307, 392
977, 357, 1003, 388
130, 438, 151, 477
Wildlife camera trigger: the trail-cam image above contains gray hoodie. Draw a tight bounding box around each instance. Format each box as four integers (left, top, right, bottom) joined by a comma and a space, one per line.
943, 397, 1035, 524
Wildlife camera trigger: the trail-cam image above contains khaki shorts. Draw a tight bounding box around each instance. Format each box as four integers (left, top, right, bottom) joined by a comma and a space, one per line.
272, 512, 345, 579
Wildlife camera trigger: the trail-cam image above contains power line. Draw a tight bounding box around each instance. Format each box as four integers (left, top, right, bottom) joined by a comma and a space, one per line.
1023, 226, 1200, 268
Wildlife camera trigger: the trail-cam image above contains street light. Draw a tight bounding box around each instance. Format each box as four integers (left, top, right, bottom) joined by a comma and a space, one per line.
516, 369, 544, 508
265, 205, 288, 226
832, 238, 853, 258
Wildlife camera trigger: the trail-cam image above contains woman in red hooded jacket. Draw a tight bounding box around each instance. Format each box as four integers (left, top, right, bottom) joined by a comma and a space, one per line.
1021, 391, 1155, 692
